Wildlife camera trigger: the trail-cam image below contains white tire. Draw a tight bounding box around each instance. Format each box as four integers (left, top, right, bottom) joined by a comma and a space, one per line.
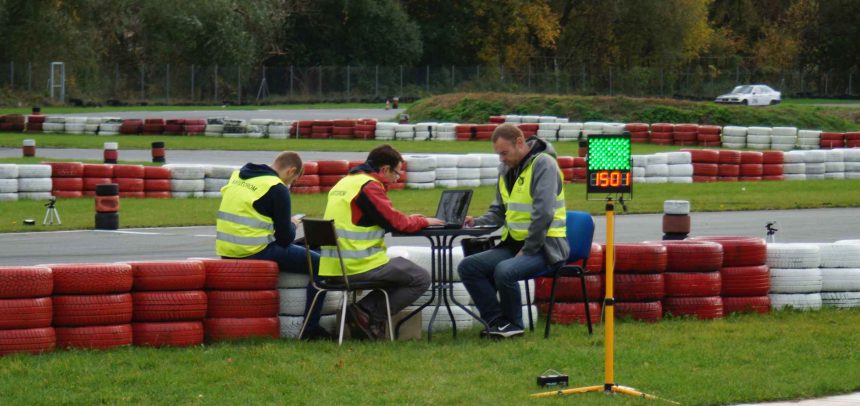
279, 288, 344, 316
643, 176, 668, 183
769, 293, 822, 311
457, 154, 482, 168
435, 179, 459, 188
404, 155, 436, 172
202, 192, 222, 199
782, 163, 806, 174
817, 243, 860, 268
394, 131, 414, 141
746, 143, 770, 150
722, 126, 748, 136
205, 165, 238, 179
819, 268, 860, 292
521, 115, 540, 123
375, 122, 396, 130
504, 115, 521, 123
633, 177, 646, 184
557, 130, 580, 140
820, 292, 860, 308
457, 168, 481, 180
18, 192, 52, 200
165, 164, 206, 180
538, 116, 558, 124
538, 123, 560, 131
631, 155, 648, 167
825, 149, 845, 162
0, 193, 17, 201
747, 134, 771, 144
747, 126, 772, 135
721, 135, 747, 143
171, 191, 205, 198
722, 142, 747, 149
480, 178, 498, 186
64, 123, 85, 134
803, 150, 826, 163
435, 154, 459, 168
844, 149, 860, 162
476, 153, 500, 168
278, 315, 338, 339
784, 174, 807, 181
769, 268, 823, 293
16, 165, 51, 178
458, 179, 481, 187
825, 162, 845, 173
846, 162, 860, 171
17, 178, 51, 192
222, 132, 248, 138
434, 131, 456, 141
770, 135, 797, 146
0, 179, 18, 193
766, 243, 821, 268
806, 174, 825, 180
406, 170, 436, 183
632, 167, 645, 178
386, 245, 463, 281
435, 167, 458, 181
663, 200, 690, 215
406, 182, 436, 190
0, 164, 18, 179
797, 129, 821, 139
536, 129, 557, 140
479, 167, 498, 178
665, 152, 691, 165
204, 178, 229, 192
374, 129, 394, 139
647, 153, 668, 165
804, 163, 825, 175
667, 164, 693, 177
824, 172, 845, 180
645, 164, 669, 177
560, 122, 583, 131
171, 179, 205, 192
772, 127, 798, 137
278, 272, 309, 289
394, 124, 414, 132
403, 305, 473, 331
414, 131, 431, 141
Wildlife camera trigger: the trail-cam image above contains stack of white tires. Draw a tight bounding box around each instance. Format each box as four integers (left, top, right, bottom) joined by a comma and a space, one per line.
203, 165, 237, 198
644, 153, 669, 184
721, 126, 747, 149
205, 118, 225, 137
222, 119, 248, 138
394, 124, 415, 141
797, 130, 821, 150
403, 155, 436, 190
413, 123, 434, 141
277, 272, 341, 338
824, 149, 845, 179
477, 153, 499, 186
536, 121, 559, 142
434, 155, 459, 188
818, 243, 860, 308
558, 123, 582, 142
782, 151, 806, 181
433, 123, 457, 141
631, 155, 647, 184
17, 164, 53, 200
63, 117, 86, 134
457, 155, 482, 188
665, 152, 693, 184
746, 127, 772, 150
803, 150, 827, 180
267, 120, 292, 139
770, 127, 797, 151
99, 118, 122, 136
844, 149, 860, 179
0, 164, 18, 201
164, 164, 205, 198
374, 122, 396, 141
767, 243, 822, 310
582, 122, 605, 140
42, 116, 65, 134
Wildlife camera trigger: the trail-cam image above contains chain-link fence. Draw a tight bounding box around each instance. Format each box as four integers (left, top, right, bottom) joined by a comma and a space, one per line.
1, 61, 858, 105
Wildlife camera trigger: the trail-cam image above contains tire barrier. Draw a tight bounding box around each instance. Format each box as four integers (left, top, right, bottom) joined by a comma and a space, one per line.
0, 265, 56, 355
95, 183, 120, 230
103, 142, 118, 164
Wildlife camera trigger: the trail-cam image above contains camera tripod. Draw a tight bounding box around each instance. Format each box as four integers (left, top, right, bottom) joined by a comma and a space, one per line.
43, 197, 61, 225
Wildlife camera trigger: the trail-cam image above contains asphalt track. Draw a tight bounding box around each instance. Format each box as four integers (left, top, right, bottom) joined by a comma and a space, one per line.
2, 208, 857, 266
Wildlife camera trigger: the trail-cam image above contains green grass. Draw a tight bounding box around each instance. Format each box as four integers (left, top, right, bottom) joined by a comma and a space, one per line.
781, 98, 860, 105
0, 102, 410, 115
0, 308, 858, 405
2, 180, 858, 233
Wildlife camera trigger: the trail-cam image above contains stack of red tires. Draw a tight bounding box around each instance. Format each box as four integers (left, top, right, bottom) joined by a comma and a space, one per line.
0, 266, 56, 355
692, 236, 770, 314
316, 160, 350, 193
535, 243, 604, 325
47, 162, 84, 198
113, 164, 146, 198
659, 241, 724, 320
613, 243, 667, 322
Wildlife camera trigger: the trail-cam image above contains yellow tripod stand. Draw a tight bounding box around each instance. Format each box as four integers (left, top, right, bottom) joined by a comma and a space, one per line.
531, 197, 675, 403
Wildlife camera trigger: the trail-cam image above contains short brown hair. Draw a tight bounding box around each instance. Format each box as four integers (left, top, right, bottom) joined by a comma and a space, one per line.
366, 144, 403, 170
272, 151, 303, 175
491, 123, 524, 143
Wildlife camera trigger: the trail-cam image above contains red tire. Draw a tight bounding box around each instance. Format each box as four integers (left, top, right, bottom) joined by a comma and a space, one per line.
534, 274, 604, 302
740, 151, 763, 164
649, 132, 673, 142
316, 160, 350, 175
722, 296, 770, 315
692, 163, 718, 176
662, 215, 691, 234
0, 266, 53, 298
119, 191, 145, 198
291, 186, 321, 194
198, 259, 278, 290
718, 164, 740, 177
0, 297, 52, 329
0, 327, 56, 355
616, 301, 662, 322
51, 177, 83, 191
761, 151, 784, 164
132, 291, 207, 321
663, 296, 723, 319
698, 125, 721, 135
52, 190, 84, 198
688, 236, 767, 267
538, 302, 602, 325
693, 175, 717, 182
144, 179, 171, 192
132, 321, 204, 347
718, 150, 741, 165
113, 178, 145, 192
144, 166, 171, 179
145, 191, 172, 198
564, 243, 604, 273
625, 123, 649, 132
682, 149, 719, 163
83, 164, 113, 178
207, 290, 278, 318
203, 317, 279, 342
112, 165, 145, 178
84, 177, 113, 191
126, 260, 205, 291
556, 156, 574, 168
610, 243, 667, 274
45, 162, 84, 177
293, 175, 320, 187
48, 263, 133, 294
302, 162, 319, 176
52, 294, 133, 327
720, 265, 770, 296
657, 240, 723, 272
55, 324, 132, 349
762, 175, 785, 181
663, 272, 721, 297
651, 123, 674, 133
318, 175, 345, 187
762, 164, 784, 176
673, 131, 697, 145
740, 164, 763, 177
615, 274, 664, 301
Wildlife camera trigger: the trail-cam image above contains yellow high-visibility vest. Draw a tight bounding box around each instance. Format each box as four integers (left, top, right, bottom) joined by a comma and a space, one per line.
215, 171, 282, 258
499, 153, 566, 241
320, 173, 389, 276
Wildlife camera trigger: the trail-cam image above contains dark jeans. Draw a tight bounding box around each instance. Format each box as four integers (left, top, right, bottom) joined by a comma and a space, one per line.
457, 247, 548, 329
331, 257, 431, 322
246, 242, 326, 330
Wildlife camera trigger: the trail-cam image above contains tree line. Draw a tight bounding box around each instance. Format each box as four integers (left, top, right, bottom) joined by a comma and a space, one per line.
0, 0, 857, 84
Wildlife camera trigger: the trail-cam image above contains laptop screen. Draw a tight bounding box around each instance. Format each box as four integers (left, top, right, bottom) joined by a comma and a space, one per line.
434, 190, 473, 225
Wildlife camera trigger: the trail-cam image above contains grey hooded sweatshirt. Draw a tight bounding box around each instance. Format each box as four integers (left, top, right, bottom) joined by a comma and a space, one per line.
473, 137, 571, 265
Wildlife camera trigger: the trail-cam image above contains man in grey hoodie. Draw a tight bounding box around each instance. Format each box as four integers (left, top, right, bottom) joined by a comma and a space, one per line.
459, 124, 570, 338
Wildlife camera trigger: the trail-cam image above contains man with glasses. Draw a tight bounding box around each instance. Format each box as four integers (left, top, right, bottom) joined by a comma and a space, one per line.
321, 144, 444, 340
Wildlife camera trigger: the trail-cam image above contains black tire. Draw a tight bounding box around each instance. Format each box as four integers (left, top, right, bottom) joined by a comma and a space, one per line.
95, 212, 119, 230
95, 183, 119, 196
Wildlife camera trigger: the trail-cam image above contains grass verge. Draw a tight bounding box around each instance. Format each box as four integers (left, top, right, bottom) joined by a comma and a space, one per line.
1, 180, 858, 233
0, 308, 858, 405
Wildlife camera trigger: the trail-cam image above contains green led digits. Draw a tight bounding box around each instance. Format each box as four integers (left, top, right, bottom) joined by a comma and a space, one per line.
588, 136, 631, 171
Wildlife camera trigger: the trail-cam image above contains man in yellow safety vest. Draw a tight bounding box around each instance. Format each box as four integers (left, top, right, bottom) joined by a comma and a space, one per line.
458, 124, 570, 338
215, 151, 331, 340
321, 144, 444, 340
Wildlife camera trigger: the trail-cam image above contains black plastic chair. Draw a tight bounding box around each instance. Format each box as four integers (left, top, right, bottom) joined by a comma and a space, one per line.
298, 218, 395, 345
524, 210, 596, 338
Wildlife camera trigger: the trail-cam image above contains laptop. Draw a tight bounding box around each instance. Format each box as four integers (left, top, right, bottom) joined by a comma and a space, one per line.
425, 190, 473, 229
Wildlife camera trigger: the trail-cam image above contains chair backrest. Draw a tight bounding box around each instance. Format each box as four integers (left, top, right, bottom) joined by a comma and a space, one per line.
301, 218, 350, 285
565, 211, 595, 263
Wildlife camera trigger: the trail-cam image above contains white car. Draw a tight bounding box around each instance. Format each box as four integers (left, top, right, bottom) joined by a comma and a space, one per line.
715, 84, 781, 106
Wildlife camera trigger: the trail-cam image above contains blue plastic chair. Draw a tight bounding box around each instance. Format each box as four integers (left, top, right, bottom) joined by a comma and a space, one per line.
524, 210, 596, 338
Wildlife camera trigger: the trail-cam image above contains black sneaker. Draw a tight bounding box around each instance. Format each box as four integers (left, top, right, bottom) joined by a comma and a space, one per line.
480, 318, 507, 339
346, 304, 373, 340
301, 325, 335, 341
487, 322, 524, 339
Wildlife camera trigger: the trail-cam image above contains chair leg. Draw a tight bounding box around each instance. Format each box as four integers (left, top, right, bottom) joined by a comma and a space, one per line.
298, 289, 325, 340
378, 289, 395, 342
337, 291, 349, 346
579, 272, 593, 335
525, 280, 534, 332
544, 269, 560, 339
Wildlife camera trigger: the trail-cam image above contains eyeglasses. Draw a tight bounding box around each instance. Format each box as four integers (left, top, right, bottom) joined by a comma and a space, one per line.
388, 166, 402, 178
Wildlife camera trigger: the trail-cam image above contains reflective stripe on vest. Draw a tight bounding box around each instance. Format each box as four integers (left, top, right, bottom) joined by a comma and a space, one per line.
215, 170, 282, 257
499, 153, 567, 241
319, 173, 390, 276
